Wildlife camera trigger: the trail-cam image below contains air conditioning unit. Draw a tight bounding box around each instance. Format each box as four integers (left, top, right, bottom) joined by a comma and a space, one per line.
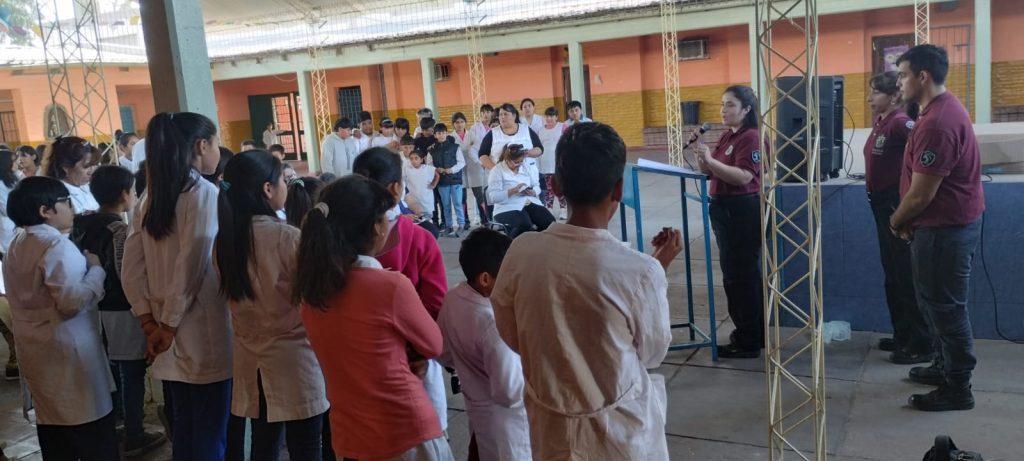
434, 62, 451, 81
678, 38, 710, 61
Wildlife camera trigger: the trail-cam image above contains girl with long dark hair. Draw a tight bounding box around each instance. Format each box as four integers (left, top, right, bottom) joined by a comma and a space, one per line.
692, 85, 766, 359
296, 176, 452, 460
214, 150, 328, 460
121, 111, 233, 460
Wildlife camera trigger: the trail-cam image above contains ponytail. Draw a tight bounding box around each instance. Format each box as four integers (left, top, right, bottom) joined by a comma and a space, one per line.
215, 150, 282, 302
142, 112, 216, 240
284, 176, 325, 228
293, 176, 395, 309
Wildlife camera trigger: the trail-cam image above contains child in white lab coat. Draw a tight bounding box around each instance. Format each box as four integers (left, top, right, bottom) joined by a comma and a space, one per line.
2, 176, 117, 460
437, 228, 531, 461
214, 151, 329, 460
121, 111, 234, 461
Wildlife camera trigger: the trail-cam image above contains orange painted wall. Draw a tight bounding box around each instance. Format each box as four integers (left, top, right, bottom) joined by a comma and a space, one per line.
993, 0, 1024, 61
1, 65, 151, 144
115, 85, 156, 134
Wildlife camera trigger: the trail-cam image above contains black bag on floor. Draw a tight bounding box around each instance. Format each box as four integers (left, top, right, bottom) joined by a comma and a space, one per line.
923, 435, 985, 461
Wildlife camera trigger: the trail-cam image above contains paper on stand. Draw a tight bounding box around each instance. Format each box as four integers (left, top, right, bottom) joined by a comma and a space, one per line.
637, 158, 702, 176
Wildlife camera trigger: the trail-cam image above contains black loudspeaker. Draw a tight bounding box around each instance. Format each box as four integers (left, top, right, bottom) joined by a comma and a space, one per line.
774, 76, 844, 182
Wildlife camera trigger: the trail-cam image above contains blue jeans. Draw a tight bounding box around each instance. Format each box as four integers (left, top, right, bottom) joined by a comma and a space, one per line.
168, 379, 232, 461
438, 184, 466, 228
910, 219, 981, 389
111, 359, 148, 444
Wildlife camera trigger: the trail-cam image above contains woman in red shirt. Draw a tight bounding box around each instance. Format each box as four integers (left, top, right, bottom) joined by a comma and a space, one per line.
693, 85, 765, 359
295, 175, 453, 460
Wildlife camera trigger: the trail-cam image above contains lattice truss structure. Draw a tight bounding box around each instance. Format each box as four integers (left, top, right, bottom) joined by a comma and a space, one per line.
754, 0, 826, 459
34, 0, 116, 161
915, 0, 930, 45
464, 0, 487, 125
660, 0, 684, 167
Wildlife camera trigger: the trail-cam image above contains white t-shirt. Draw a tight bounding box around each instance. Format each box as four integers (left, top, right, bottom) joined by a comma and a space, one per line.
404, 163, 437, 217
536, 123, 564, 175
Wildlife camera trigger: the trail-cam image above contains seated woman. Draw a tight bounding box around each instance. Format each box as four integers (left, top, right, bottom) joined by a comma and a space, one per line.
487, 144, 554, 239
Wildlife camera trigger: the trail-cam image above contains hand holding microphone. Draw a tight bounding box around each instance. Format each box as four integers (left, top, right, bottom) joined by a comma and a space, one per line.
684, 122, 711, 150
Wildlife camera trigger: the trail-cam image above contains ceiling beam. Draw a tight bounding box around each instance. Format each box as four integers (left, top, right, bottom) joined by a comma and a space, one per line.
210, 0, 917, 81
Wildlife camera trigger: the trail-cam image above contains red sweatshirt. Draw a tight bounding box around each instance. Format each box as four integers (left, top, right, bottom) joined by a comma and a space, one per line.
376, 216, 448, 318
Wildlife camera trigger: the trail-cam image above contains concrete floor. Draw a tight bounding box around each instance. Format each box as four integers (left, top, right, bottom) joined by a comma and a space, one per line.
1, 170, 1021, 460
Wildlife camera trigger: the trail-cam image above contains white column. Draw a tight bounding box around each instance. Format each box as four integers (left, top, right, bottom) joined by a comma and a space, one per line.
296, 70, 320, 173
420, 57, 437, 115
974, 0, 992, 123
567, 41, 586, 115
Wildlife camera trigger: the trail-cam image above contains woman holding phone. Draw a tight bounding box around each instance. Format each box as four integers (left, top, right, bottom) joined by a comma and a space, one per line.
487, 144, 554, 239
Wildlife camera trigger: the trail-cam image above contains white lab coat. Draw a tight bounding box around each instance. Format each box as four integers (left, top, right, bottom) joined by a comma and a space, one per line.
64, 181, 99, 215
354, 131, 373, 153
2, 224, 114, 425
463, 123, 490, 188
487, 161, 542, 216
131, 139, 146, 173
320, 133, 359, 176
437, 283, 531, 461
536, 123, 564, 175
0, 182, 15, 254
372, 134, 398, 150
122, 174, 233, 384
522, 114, 545, 134
222, 217, 329, 422
491, 223, 671, 461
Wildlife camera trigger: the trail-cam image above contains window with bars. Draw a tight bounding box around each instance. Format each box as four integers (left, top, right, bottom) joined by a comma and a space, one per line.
434, 62, 451, 81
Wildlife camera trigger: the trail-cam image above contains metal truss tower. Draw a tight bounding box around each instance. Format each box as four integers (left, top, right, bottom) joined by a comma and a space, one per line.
915, 0, 930, 45
308, 30, 333, 146
35, 0, 116, 161
754, 0, 826, 459
660, 0, 684, 167
464, 0, 487, 124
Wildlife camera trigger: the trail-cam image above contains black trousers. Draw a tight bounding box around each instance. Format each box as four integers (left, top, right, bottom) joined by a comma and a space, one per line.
494, 204, 555, 239
709, 194, 765, 349
869, 188, 932, 353
471, 186, 491, 224
37, 411, 119, 461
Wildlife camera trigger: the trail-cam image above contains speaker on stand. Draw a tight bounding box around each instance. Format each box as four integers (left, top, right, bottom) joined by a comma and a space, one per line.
774, 76, 845, 182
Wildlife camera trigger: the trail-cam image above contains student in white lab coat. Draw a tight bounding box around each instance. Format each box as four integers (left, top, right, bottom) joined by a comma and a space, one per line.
121, 112, 234, 461
42, 136, 99, 214
214, 151, 329, 460
491, 122, 682, 461
320, 118, 360, 177
519, 98, 545, 134
372, 117, 400, 151
354, 111, 375, 153
465, 104, 494, 225
437, 228, 531, 461
2, 176, 117, 460
117, 132, 140, 172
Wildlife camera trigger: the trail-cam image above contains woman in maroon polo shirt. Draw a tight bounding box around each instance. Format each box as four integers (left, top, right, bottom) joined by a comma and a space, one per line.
863, 71, 933, 364
692, 85, 765, 359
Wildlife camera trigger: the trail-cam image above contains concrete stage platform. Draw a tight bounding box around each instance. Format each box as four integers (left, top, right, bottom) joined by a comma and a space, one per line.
1, 170, 1021, 460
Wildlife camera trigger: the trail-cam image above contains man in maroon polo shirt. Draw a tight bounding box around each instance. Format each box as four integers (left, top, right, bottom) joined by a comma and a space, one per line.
890, 44, 984, 412
863, 71, 933, 364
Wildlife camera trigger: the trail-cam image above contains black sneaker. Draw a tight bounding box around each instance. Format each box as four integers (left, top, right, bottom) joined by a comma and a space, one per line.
463, 223, 471, 231
718, 343, 761, 359
889, 349, 935, 365
877, 337, 896, 352
3, 366, 18, 381
909, 364, 945, 386
909, 385, 974, 411
124, 431, 167, 457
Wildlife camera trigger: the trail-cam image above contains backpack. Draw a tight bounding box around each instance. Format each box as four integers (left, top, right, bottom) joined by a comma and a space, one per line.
923, 435, 984, 461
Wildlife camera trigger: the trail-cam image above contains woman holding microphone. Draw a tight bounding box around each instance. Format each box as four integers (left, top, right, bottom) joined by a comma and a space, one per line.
692, 85, 765, 359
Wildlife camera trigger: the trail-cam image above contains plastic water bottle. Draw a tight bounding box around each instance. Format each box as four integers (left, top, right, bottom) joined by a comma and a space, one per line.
822, 321, 851, 344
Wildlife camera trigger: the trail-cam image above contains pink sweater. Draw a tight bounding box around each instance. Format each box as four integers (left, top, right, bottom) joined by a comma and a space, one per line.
302, 268, 443, 459
376, 216, 448, 318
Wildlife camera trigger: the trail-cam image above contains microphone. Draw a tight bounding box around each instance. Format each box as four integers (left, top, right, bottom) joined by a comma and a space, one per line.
683, 122, 711, 150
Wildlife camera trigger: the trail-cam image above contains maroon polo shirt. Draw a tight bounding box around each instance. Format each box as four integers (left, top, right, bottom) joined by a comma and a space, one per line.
864, 109, 913, 193
710, 126, 762, 197
899, 92, 985, 228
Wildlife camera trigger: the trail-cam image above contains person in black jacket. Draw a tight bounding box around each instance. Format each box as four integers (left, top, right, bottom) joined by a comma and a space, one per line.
429, 123, 467, 237
71, 165, 167, 456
